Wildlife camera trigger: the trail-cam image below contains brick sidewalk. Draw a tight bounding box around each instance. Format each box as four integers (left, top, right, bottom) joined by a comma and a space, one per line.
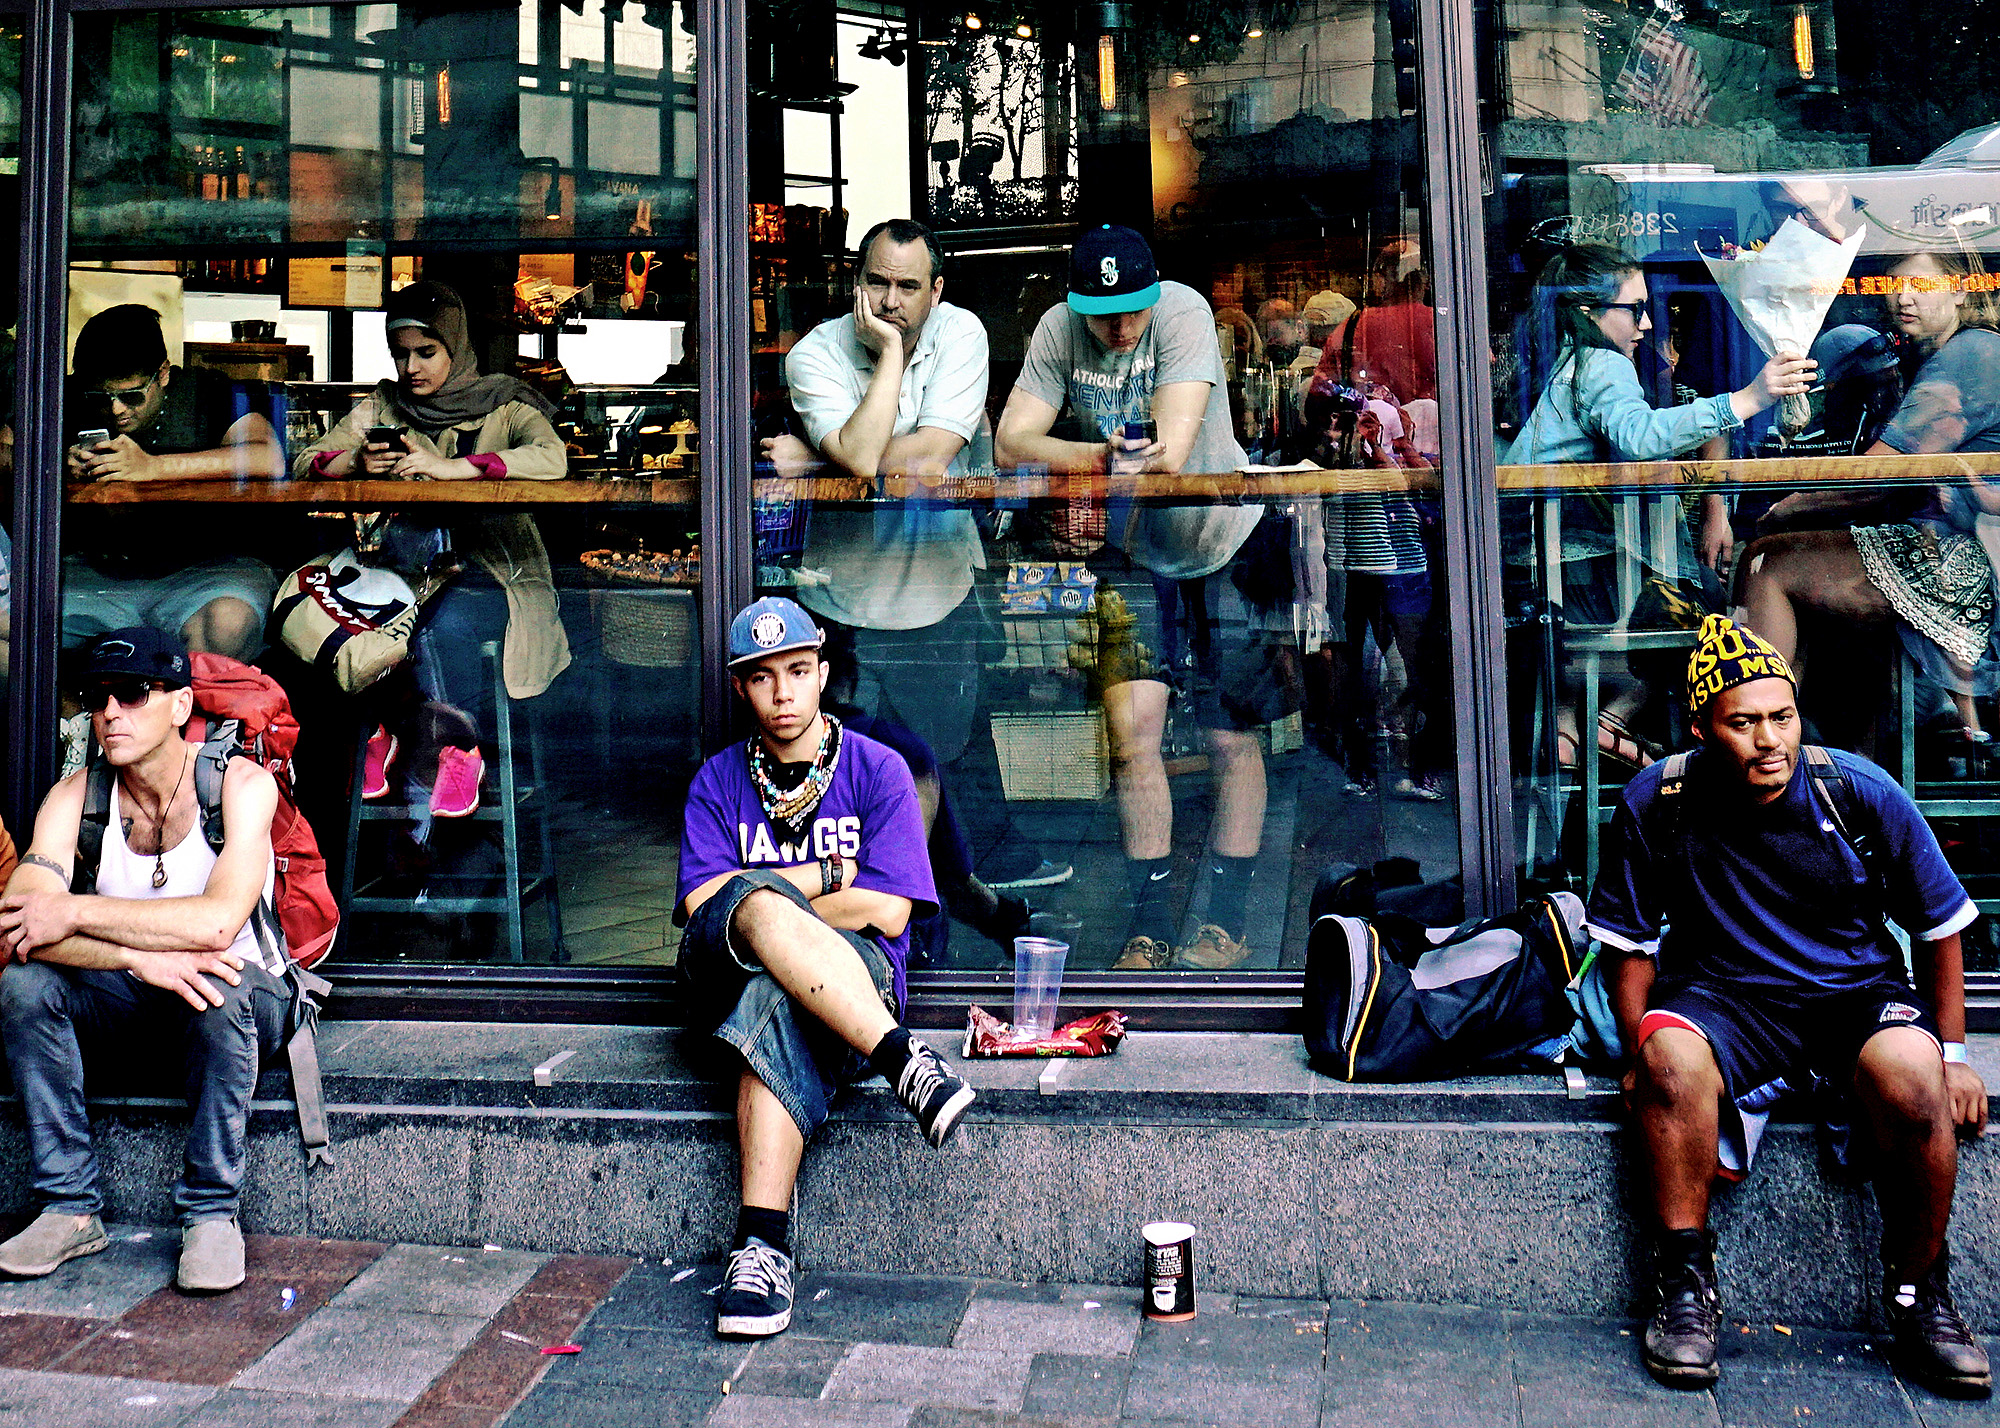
0, 1224, 1990, 1427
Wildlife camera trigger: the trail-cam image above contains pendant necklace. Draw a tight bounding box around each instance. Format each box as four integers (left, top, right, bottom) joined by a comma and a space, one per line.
146, 754, 190, 890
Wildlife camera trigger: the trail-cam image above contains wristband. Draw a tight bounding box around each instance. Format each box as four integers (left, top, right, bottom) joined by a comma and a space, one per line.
1944, 1042, 1969, 1065
819, 857, 835, 898
830, 853, 845, 892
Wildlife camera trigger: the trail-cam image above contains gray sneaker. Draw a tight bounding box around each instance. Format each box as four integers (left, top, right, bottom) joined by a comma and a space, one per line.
0, 1213, 109, 1278
178, 1219, 245, 1292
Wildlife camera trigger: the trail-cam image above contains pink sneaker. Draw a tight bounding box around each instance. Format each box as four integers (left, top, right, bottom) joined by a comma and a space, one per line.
431, 746, 484, 818
362, 726, 398, 800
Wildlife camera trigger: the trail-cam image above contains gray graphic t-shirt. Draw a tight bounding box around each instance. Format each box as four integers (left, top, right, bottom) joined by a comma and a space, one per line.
1016, 281, 1258, 579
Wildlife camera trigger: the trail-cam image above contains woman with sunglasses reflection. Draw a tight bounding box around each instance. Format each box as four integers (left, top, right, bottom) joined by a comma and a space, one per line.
1504, 243, 1815, 770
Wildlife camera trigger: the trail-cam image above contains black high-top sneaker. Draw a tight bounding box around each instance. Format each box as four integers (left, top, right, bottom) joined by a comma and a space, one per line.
1642, 1228, 1721, 1389
1885, 1251, 1992, 1398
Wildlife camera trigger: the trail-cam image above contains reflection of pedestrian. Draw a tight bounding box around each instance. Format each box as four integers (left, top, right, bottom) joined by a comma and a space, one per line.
998, 225, 1289, 971
1313, 238, 1435, 404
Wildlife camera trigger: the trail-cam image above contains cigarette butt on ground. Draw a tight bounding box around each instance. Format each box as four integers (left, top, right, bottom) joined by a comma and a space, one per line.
1774, 1324, 1793, 1336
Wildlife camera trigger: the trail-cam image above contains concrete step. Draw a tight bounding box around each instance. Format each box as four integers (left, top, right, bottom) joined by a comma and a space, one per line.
4, 1023, 1994, 1335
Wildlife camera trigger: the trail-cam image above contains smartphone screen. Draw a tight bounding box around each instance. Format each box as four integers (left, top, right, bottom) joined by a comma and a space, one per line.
365, 425, 406, 451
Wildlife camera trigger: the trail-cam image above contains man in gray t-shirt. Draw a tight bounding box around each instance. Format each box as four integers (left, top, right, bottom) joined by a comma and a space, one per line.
997, 225, 1295, 973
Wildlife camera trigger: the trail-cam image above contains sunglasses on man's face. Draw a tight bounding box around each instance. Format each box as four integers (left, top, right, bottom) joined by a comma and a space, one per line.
81, 679, 165, 713
100, 374, 159, 409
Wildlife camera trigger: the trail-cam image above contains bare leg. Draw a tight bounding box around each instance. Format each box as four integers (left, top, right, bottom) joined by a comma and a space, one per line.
1736, 530, 1892, 671
1854, 1028, 1957, 1280
1205, 727, 1266, 859
1103, 678, 1172, 860
738, 1069, 806, 1212
1629, 1028, 1724, 1232
180, 597, 263, 661
729, 889, 896, 1056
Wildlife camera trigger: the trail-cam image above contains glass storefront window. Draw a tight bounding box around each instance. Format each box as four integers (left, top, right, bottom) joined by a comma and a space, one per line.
1484, 0, 2000, 971
746, 1, 1462, 978
61, 1, 698, 967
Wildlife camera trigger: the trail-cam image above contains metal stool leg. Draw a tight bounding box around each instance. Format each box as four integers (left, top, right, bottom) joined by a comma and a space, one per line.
528, 701, 567, 963
488, 642, 525, 965
339, 722, 368, 954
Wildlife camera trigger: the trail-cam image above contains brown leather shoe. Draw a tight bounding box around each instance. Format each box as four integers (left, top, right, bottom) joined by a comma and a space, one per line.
1174, 924, 1252, 969
1112, 935, 1173, 970
1886, 1252, 1992, 1398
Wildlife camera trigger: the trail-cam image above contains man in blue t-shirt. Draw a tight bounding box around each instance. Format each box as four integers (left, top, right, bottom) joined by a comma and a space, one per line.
1590, 615, 1989, 1397
676, 596, 973, 1342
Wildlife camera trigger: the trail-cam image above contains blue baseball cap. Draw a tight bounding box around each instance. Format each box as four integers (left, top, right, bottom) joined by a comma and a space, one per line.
1068, 224, 1161, 315
728, 596, 825, 668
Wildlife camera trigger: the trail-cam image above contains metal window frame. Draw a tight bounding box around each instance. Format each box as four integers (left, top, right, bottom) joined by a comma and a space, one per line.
15, 0, 1996, 1026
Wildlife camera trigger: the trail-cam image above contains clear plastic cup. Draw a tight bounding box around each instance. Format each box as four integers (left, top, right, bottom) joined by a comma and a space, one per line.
1011, 936, 1069, 1040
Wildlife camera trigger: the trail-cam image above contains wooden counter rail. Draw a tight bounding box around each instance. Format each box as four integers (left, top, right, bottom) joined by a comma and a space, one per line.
60, 449, 2000, 506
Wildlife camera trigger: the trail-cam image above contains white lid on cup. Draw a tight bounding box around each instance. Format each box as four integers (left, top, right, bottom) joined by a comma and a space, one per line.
1142, 1222, 1195, 1245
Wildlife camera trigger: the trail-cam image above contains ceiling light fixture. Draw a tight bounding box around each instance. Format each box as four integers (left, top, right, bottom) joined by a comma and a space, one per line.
964, 12, 982, 30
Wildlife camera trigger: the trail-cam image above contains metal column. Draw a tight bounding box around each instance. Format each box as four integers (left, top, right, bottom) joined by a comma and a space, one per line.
694, 0, 752, 750
7, 0, 72, 836
1415, 0, 1515, 916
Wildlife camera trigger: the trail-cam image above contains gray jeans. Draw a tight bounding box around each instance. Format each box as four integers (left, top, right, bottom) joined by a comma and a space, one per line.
0, 959, 289, 1225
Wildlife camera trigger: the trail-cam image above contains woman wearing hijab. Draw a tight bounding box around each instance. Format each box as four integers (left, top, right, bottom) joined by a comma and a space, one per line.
300, 280, 570, 817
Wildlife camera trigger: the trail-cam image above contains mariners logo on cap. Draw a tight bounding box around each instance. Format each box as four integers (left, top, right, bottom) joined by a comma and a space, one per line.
750, 612, 788, 649
1101, 256, 1119, 286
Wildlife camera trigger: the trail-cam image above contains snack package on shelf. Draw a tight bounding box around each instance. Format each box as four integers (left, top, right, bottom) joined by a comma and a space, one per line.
961, 1005, 1127, 1058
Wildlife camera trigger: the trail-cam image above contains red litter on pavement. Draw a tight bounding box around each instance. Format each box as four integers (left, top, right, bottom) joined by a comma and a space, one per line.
540, 1345, 582, 1355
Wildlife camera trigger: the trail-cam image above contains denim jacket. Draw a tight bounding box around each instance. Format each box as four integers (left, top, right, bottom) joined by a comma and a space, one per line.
1507, 346, 1740, 467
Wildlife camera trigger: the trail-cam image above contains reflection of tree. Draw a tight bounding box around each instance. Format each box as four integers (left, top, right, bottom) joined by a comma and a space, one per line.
923, 33, 1075, 226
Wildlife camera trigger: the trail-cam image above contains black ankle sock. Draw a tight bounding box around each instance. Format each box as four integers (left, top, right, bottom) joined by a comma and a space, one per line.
1657, 1227, 1711, 1267
1126, 857, 1176, 944
735, 1205, 790, 1255
1206, 855, 1258, 936
869, 1026, 914, 1082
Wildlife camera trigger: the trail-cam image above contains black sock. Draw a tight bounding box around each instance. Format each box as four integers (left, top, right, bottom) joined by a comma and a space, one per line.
1656, 1227, 1711, 1269
735, 1205, 790, 1255
1206, 855, 1258, 936
869, 1026, 914, 1082
1126, 856, 1176, 944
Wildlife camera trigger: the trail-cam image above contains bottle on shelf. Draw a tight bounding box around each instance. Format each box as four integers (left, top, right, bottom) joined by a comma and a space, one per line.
234, 147, 251, 201
200, 147, 221, 202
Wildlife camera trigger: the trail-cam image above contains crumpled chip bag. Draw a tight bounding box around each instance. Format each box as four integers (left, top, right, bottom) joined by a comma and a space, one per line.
962, 1005, 1127, 1058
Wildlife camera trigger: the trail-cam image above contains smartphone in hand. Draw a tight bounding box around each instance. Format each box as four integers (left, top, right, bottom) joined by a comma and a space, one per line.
73, 427, 111, 450
365, 425, 407, 452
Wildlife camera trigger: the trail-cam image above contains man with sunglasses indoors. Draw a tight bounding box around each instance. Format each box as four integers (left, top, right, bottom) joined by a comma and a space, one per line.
0, 628, 287, 1294
62, 304, 284, 660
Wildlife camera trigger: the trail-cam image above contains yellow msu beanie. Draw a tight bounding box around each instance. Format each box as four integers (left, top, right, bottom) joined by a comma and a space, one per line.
1686, 614, 1795, 720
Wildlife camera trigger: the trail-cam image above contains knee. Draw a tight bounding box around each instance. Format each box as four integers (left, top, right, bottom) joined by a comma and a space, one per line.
1858, 1046, 1948, 1133
0, 961, 68, 1026
1633, 1032, 1722, 1110
1206, 729, 1263, 776
184, 598, 261, 660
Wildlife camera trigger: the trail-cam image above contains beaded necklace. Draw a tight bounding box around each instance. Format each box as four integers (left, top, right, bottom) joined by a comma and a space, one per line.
747, 713, 842, 839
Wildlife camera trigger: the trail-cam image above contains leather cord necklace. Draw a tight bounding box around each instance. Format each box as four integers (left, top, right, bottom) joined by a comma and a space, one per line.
138, 754, 190, 890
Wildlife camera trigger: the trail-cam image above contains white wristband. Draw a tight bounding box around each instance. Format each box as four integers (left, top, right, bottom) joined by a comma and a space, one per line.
1943, 1042, 1969, 1065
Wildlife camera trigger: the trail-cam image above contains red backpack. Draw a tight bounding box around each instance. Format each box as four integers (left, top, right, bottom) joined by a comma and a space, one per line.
74, 652, 340, 1164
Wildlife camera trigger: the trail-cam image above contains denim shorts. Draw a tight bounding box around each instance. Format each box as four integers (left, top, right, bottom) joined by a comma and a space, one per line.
678, 870, 898, 1137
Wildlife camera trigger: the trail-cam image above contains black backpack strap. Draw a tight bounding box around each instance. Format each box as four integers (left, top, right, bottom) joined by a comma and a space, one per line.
1641, 750, 1695, 928
1801, 744, 1887, 908
72, 761, 114, 896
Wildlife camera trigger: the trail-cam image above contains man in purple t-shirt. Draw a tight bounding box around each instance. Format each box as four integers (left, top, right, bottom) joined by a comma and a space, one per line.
676, 596, 974, 1342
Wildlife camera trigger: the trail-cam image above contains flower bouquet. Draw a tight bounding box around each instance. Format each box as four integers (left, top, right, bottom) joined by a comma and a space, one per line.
1702, 216, 1867, 437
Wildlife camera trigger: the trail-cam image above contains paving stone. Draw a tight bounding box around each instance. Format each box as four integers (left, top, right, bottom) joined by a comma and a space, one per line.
538, 1323, 753, 1391
1121, 1356, 1326, 1427
1715, 1368, 1923, 1427
952, 1297, 1140, 1357
1318, 1369, 1519, 1428
330, 1243, 545, 1317
1020, 1352, 1131, 1419
1511, 1313, 1724, 1428
1912, 1389, 2000, 1425
240, 1237, 388, 1283
792, 1273, 976, 1348
729, 1335, 853, 1397
907, 1410, 1113, 1428
234, 1307, 487, 1401
821, 1342, 1034, 1412
404, 1290, 602, 1411
0, 1366, 214, 1425
968, 1282, 1064, 1307
515, 1255, 632, 1302
499, 1384, 717, 1427
56, 1272, 357, 1384
708, 1395, 914, 1428
584, 1263, 726, 1337
378, 1406, 501, 1428
1324, 1300, 1510, 1379
0, 1311, 101, 1370
174, 1388, 406, 1427
0, 1224, 177, 1319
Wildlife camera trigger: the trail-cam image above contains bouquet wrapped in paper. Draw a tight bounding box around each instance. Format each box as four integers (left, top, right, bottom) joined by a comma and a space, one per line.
1701, 217, 1866, 436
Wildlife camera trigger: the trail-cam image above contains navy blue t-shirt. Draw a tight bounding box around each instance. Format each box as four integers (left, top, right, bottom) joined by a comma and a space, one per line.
1586, 746, 1975, 993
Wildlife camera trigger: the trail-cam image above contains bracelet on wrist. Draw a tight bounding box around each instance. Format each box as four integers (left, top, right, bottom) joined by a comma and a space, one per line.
819, 856, 835, 898
1943, 1041, 1969, 1065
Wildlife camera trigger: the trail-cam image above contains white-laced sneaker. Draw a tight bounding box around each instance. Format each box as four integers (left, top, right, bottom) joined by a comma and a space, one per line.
894, 1037, 975, 1148
715, 1237, 794, 1339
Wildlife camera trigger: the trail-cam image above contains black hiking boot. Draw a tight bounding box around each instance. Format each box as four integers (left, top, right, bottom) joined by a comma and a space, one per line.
1642, 1229, 1721, 1389
1886, 1251, 1992, 1398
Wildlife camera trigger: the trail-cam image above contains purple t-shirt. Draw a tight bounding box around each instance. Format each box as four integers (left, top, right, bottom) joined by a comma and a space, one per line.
677, 726, 938, 1010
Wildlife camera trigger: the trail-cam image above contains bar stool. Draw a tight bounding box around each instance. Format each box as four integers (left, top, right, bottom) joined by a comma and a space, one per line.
339, 641, 567, 964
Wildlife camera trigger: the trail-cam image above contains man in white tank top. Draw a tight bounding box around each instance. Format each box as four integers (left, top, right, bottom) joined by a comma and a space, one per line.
0, 628, 284, 1295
